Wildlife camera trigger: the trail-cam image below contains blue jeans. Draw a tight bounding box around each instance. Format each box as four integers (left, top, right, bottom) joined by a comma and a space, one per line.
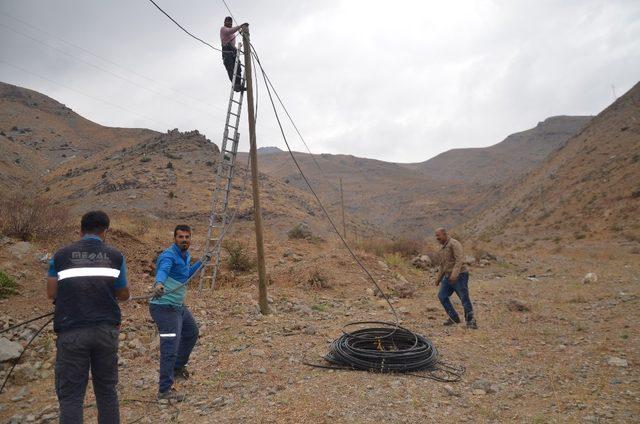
149, 304, 199, 393
438, 272, 474, 322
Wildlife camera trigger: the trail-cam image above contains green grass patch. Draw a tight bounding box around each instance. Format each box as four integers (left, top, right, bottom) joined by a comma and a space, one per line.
0, 270, 19, 299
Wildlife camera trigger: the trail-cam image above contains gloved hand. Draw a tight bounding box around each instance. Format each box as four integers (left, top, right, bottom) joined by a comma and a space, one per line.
202, 251, 213, 263
152, 284, 165, 299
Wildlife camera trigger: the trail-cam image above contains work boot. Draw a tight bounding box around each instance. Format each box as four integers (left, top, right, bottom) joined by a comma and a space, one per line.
443, 317, 460, 326
157, 388, 186, 402
466, 319, 478, 330
174, 366, 190, 381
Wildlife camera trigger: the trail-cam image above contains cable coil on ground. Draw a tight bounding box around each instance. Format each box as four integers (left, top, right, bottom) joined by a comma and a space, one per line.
309, 321, 464, 382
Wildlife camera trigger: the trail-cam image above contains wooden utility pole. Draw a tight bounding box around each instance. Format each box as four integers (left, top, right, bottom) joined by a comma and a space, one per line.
339, 178, 346, 239
242, 27, 269, 314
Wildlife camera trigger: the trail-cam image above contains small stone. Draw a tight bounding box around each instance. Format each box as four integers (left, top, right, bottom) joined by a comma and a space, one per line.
606, 356, 628, 367
212, 396, 226, 407
0, 337, 23, 362
303, 325, 317, 335
472, 389, 486, 395
506, 299, 530, 312
582, 273, 598, 284
258, 367, 267, 374
443, 384, 460, 397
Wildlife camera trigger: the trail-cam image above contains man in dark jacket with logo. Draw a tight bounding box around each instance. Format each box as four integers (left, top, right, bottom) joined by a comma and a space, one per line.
47, 211, 129, 423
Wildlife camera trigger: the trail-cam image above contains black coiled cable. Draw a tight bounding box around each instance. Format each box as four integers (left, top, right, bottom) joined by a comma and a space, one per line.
308, 321, 464, 382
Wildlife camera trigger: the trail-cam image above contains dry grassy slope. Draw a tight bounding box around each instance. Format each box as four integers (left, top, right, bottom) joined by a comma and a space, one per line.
0, 82, 382, 239
0, 81, 158, 190
238, 116, 589, 239
404, 116, 591, 184
464, 81, 640, 244
42, 128, 346, 238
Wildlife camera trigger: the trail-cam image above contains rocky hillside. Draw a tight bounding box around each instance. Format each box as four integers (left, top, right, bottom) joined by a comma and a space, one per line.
404, 116, 592, 184
0, 82, 157, 190
465, 82, 640, 247
0, 82, 386, 241
240, 117, 590, 239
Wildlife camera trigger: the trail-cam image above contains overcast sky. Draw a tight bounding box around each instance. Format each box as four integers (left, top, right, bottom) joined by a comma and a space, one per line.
1, 0, 638, 163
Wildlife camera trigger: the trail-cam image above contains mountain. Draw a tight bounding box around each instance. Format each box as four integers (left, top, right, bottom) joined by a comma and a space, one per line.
404, 116, 591, 184
0, 82, 382, 239
464, 82, 640, 245
257, 146, 283, 154
238, 116, 590, 239
0, 82, 157, 189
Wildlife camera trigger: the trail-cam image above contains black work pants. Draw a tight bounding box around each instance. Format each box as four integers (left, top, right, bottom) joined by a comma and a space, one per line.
55, 325, 120, 424
222, 44, 243, 90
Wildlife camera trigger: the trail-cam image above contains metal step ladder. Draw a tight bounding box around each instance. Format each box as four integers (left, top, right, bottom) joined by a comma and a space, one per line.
199, 43, 246, 290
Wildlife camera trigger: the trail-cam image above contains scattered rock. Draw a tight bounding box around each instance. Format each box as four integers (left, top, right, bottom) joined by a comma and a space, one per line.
410, 255, 432, 270
10, 241, 31, 258
0, 337, 23, 362
288, 222, 313, 240
506, 299, 530, 312
464, 255, 476, 265
443, 384, 460, 397
582, 273, 598, 284
606, 356, 628, 367
392, 276, 416, 298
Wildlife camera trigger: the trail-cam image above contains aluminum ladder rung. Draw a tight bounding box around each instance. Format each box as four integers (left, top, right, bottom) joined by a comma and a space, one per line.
199, 45, 246, 292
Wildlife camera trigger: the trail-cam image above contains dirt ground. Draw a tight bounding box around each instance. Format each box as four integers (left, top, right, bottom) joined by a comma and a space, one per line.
1, 236, 639, 423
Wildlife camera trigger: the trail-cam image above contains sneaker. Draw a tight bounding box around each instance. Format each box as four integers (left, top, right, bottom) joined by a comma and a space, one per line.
157, 388, 186, 402
174, 366, 190, 381
466, 319, 478, 329
443, 317, 460, 326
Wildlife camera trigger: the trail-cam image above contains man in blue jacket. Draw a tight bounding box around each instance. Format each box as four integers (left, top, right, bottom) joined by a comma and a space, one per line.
149, 224, 208, 401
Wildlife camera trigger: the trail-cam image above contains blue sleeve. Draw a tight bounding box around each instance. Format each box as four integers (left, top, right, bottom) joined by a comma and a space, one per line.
114, 257, 127, 289
188, 260, 202, 277
155, 254, 173, 284
47, 259, 57, 278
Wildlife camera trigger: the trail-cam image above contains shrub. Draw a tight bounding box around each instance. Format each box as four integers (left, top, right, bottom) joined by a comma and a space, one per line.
140, 156, 151, 163
384, 252, 404, 268
356, 238, 421, 258
0, 191, 69, 241
307, 268, 331, 289
0, 270, 19, 299
223, 239, 255, 272
168, 191, 176, 198
287, 223, 312, 240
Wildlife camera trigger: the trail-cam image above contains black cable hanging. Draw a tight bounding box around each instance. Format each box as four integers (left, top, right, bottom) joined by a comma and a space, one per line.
252, 49, 463, 381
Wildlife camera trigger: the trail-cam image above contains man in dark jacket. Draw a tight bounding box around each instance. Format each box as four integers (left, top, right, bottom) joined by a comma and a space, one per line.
47, 211, 129, 423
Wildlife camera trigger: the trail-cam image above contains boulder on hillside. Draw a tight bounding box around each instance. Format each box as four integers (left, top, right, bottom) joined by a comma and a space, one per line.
0, 337, 23, 362
288, 222, 313, 240
392, 275, 416, 298
410, 255, 432, 270
582, 273, 598, 284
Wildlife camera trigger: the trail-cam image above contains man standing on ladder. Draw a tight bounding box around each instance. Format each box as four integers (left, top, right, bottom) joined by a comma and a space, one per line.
220, 16, 247, 91
149, 225, 210, 401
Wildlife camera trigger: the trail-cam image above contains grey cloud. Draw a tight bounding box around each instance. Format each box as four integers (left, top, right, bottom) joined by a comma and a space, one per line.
1, 0, 638, 162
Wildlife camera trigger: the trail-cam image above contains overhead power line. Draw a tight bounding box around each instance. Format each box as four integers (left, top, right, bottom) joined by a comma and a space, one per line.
0, 59, 165, 127
0, 10, 220, 112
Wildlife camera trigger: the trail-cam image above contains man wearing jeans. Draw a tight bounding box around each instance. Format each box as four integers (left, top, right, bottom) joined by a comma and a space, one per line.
47, 211, 130, 423
149, 225, 207, 401
434, 228, 478, 329
220, 16, 248, 92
